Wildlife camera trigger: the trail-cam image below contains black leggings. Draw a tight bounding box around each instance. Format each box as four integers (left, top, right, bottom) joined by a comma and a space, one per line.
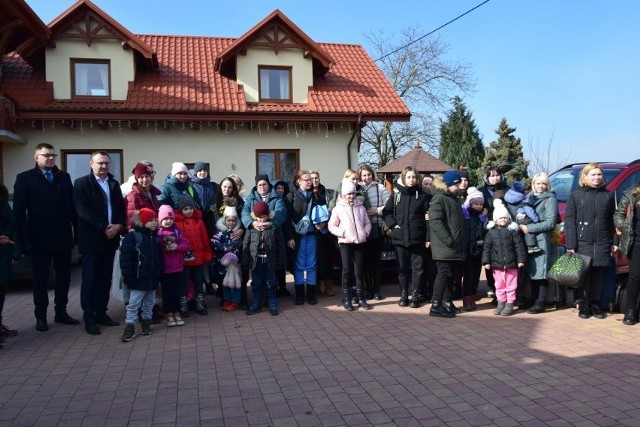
626, 243, 640, 311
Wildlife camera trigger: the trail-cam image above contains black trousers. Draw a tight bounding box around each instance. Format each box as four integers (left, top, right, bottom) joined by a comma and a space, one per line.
80, 252, 115, 323
395, 244, 425, 293
32, 250, 72, 319
462, 257, 482, 297
433, 260, 463, 302
339, 243, 364, 290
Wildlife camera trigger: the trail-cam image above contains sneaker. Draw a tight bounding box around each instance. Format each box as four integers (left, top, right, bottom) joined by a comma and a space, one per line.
121, 324, 136, 342
528, 246, 543, 254
486, 290, 495, 298
227, 303, 240, 312
166, 315, 177, 327
269, 306, 279, 316
174, 314, 185, 326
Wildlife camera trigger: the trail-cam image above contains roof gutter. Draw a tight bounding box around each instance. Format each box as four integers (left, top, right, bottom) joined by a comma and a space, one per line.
347, 115, 361, 170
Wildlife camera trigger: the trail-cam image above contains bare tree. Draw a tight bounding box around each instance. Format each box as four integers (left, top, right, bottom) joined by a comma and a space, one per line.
525, 131, 572, 175
360, 27, 474, 168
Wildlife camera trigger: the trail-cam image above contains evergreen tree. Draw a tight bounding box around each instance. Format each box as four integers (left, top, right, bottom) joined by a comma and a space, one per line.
480, 118, 529, 185
439, 96, 485, 185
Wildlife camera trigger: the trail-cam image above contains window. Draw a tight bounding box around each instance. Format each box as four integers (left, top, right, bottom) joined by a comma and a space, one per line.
62, 149, 123, 184
259, 66, 291, 102
257, 149, 299, 185
72, 59, 110, 97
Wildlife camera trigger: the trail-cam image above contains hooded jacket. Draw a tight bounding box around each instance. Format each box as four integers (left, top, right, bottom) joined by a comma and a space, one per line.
482, 222, 527, 269
174, 208, 213, 266
159, 175, 202, 210
382, 179, 430, 248
119, 220, 163, 291
427, 177, 468, 261
328, 196, 371, 244
124, 184, 161, 230
613, 186, 639, 257
241, 185, 286, 230
565, 185, 615, 267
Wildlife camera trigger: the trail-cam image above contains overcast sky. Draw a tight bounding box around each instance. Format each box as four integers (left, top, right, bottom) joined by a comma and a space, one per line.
27, 0, 640, 172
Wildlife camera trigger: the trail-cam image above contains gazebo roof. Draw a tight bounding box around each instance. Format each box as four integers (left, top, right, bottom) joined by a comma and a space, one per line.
377, 142, 453, 174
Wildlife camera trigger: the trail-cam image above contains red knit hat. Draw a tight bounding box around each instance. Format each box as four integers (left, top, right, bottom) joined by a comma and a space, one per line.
253, 201, 270, 217
133, 163, 153, 179
139, 208, 157, 225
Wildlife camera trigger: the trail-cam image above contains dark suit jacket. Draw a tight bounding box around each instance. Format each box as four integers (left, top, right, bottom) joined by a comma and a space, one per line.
13, 165, 76, 254
74, 173, 125, 255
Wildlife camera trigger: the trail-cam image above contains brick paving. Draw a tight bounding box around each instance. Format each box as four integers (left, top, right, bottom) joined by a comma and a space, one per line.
1, 267, 639, 426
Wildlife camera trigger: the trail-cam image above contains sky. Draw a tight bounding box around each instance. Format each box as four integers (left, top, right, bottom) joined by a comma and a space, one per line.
25, 0, 640, 172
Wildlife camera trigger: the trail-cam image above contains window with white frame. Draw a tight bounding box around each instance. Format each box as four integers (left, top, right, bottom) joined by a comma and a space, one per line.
72, 59, 110, 97
259, 66, 292, 102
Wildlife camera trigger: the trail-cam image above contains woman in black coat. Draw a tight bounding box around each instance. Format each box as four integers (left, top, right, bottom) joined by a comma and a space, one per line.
382, 167, 430, 308
564, 163, 616, 320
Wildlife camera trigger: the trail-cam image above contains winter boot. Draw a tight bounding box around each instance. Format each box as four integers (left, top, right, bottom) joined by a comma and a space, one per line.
179, 296, 191, 318
306, 285, 318, 305
342, 289, 355, 312
429, 301, 454, 318
500, 303, 514, 316
442, 298, 458, 316
324, 279, 335, 297
247, 286, 263, 315
398, 289, 409, 307
351, 286, 358, 306
493, 301, 506, 315
526, 302, 546, 314
294, 285, 305, 305
623, 309, 637, 325
196, 294, 208, 315
141, 319, 152, 335
462, 296, 475, 311
205, 282, 215, 295
356, 288, 371, 310
121, 324, 136, 342
409, 290, 421, 308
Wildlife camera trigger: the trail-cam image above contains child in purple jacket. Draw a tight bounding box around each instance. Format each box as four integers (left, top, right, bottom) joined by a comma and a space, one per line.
157, 205, 189, 327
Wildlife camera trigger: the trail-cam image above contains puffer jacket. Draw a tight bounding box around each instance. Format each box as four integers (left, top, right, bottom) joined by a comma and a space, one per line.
614, 187, 639, 257
427, 177, 467, 260
328, 197, 371, 244
124, 184, 161, 230
482, 223, 527, 269
157, 226, 189, 273
159, 175, 202, 210
525, 190, 558, 280
361, 181, 390, 227
119, 225, 163, 291
382, 181, 430, 248
174, 209, 213, 266
241, 186, 286, 230
564, 185, 615, 267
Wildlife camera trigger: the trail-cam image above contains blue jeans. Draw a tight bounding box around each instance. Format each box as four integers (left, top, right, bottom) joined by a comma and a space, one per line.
250, 258, 277, 309
294, 234, 317, 285
80, 252, 115, 323
126, 289, 155, 324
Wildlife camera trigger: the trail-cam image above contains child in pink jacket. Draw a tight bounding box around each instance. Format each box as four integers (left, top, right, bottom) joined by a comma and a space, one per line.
329, 179, 371, 311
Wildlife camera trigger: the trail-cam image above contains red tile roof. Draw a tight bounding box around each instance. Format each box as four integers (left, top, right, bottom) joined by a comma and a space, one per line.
1, 9, 410, 123
377, 142, 453, 174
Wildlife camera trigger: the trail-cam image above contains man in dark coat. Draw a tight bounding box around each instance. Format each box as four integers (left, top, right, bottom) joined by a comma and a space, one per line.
74, 151, 126, 335
13, 143, 79, 332
428, 171, 468, 318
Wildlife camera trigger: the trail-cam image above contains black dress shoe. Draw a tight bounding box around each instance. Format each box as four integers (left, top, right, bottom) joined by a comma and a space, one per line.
95, 315, 120, 326
85, 323, 101, 335
35, 319, 49, 332
54, 312, 80, 325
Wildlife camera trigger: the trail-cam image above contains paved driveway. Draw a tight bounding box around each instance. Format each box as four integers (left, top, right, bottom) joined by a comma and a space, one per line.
1, 268, 639, 426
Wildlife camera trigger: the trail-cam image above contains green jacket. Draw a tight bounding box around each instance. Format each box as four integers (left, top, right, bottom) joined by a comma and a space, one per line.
614, 187, 639, 257
428, 178, 467, 261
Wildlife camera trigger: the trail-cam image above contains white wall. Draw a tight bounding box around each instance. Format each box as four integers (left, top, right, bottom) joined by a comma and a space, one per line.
3, 122, 359, 192
46, 39, 134, 101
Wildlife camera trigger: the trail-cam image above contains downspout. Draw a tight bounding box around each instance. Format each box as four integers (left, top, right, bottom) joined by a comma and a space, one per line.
346, 115, 362, 170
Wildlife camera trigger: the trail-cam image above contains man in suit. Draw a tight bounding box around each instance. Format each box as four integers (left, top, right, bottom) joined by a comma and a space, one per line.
13, 143, 79, 332
74, 151, 125, 335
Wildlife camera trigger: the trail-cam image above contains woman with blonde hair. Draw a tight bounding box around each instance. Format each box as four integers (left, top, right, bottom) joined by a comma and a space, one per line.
564, 163, 616, 320
520, 172, 559, 314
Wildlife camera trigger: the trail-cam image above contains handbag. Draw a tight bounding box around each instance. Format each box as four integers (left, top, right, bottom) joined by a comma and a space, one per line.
548, 251, 592, 287
294, 198, 314, 235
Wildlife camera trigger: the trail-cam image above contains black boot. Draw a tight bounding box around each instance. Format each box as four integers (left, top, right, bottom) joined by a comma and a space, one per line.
442, 298, 458, 317
294, 285, 305, 305
179, 296, 190, 318
351, 286, 358, 306
196, 294, 208, 315
398, 289, 409, 307
205, 283, 215, 295
306, 285, 317, 305
429, 301, 454, 318
623, 308, 637, 325
409, 290, 421, 308
342, 289, 355, 312
356, 288, 371, 310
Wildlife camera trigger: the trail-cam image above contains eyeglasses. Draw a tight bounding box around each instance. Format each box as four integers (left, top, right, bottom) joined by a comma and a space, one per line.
92, 161, 110, 166
36, 153, 58, 158
301, 179, 312, 182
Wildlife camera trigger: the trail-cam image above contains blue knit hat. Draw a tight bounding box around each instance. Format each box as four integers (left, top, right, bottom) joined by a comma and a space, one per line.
443, 170, 462, 187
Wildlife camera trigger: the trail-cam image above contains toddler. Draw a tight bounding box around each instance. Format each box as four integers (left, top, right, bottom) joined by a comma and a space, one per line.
211, 206, 243, 311
504, 181, 541, 253
461, 187, 488, 311
482, 200, 527, 316
120, 208, 163, 342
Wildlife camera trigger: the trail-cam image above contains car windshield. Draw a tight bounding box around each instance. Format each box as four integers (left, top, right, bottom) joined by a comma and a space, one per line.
550, 167, 623, 202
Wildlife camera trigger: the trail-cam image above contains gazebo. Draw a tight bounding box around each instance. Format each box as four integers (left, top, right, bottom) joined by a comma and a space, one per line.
376, 142, 454, 192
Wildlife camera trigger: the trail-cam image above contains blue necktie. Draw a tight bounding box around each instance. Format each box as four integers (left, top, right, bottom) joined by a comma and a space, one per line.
45, 171, 53, 183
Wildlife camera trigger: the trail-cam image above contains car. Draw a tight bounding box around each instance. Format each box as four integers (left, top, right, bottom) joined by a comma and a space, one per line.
549, 159, 640, 280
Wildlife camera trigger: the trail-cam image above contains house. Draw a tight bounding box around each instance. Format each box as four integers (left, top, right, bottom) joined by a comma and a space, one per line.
0, 0, 409, 191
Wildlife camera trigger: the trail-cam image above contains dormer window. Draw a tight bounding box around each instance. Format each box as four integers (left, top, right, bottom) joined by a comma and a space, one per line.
72, 59, 110, 97
259, 66, 291, 102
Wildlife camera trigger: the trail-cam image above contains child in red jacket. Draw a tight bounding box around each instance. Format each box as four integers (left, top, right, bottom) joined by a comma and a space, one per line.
175, 196, 213, 316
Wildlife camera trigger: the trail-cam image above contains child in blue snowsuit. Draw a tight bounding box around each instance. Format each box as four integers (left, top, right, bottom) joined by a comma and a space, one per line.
504, 181, 540, 253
